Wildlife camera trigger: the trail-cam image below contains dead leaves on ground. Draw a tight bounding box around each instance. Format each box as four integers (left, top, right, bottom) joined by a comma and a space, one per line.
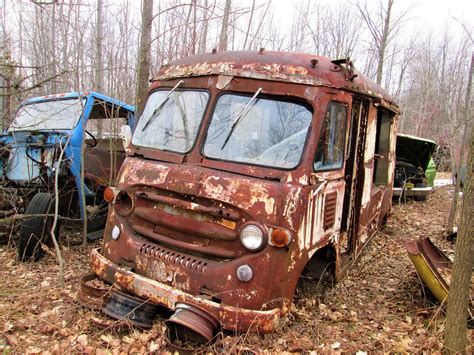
0, 187, 472, 353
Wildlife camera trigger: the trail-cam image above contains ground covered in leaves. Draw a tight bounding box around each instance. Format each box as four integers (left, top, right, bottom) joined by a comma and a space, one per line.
0, 185, 472, 353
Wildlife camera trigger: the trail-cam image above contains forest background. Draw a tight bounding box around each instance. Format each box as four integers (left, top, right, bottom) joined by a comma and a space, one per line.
1, 0, 473, 162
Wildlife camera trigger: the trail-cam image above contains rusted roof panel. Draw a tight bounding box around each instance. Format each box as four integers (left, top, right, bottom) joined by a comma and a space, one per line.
154, 50, 399, 112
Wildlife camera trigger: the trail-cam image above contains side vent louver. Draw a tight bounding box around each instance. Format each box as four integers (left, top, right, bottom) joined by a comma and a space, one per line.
324, 192, 337, 229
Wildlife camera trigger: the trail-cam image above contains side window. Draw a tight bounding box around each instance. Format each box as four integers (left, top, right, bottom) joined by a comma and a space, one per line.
86, 102, 128, 140
373, 108, 393, 186
314, 103, 347, 171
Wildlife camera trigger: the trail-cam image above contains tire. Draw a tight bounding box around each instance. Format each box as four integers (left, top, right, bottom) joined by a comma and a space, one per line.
18, 193, 59, 262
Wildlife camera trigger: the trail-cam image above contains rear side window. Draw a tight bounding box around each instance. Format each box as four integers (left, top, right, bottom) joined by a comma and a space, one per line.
314, 103, 347, 171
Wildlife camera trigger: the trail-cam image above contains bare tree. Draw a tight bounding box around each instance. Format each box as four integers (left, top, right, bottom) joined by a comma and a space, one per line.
448, 52, 473, 233
356, 0, 411, 85
218, 0, 231, 51
287, 0, 312, 52
135, 0, 154, 117
444, 119, 473, 353
95, 0, 104, 138
199, 0, 210, 53
95, 0, 104, 88
242, 0, 256, 50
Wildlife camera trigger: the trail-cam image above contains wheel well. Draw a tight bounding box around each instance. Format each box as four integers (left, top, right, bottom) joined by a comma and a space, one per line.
301, 244, 337, 281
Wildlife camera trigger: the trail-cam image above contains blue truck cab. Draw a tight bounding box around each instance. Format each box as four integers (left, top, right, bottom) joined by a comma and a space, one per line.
0, 91, 134, 260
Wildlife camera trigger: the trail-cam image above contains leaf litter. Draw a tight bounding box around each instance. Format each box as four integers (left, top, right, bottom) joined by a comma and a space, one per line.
0, 186, 472, 353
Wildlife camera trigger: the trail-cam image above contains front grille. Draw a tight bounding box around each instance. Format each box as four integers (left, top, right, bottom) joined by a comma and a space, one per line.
132, 224, 236, 260
139, 242, 209, 273
127, 189, 242, 260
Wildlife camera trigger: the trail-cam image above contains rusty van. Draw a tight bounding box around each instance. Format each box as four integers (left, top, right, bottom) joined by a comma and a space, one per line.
84, 51, 399, 341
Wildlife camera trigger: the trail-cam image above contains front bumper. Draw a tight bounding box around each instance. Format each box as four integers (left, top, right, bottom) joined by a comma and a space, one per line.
90, 248, 283, 333
392, 186, 433, 197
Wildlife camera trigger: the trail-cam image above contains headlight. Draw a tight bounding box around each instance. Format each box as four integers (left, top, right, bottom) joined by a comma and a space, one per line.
240, 224, 265, 251
115, 191, 134, 216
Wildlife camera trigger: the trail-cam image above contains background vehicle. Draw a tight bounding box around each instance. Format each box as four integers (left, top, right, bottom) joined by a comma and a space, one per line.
393, 133, 437, 201
0, 92, 135, 260
83, 51, 399, 341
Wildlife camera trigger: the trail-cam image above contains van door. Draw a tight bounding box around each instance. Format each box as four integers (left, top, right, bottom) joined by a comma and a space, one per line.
339, 98, 370, 264
308, 101, 349, 251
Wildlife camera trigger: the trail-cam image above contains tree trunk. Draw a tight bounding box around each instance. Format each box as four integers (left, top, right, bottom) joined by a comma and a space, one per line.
50, 2, 57, 93
218, 0, 231, 51
95, 0, 104, 138
448, 52, 474, 233
199, 0, 209, 53
191, 0, 197, 55
181, 1, 193, 57
357, 0, 403, 86
135, 0, 154, 117
242, 0, 255, 50
376, 0, 393, 85
444, 122, 473, 353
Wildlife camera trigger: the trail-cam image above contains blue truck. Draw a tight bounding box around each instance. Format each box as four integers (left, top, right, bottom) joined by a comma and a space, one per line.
0, 92, 134, 260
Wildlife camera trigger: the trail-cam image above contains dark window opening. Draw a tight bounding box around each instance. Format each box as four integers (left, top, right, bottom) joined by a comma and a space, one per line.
373, 108, 392, 186
314, 103, 347, 171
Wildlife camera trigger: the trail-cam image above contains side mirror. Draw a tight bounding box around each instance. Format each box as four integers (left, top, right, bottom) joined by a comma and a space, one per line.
120, 125, 132, 150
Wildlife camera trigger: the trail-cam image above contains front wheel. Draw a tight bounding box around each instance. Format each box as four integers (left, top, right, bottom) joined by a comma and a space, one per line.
18, 193, 59, 262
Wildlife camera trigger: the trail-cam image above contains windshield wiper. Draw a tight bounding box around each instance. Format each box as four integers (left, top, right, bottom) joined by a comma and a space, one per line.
141, 80, 184, 132
221, 87, 262, 149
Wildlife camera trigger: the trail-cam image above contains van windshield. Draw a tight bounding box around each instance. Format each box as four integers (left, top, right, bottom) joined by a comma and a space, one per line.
9, 98, 84, 132
203, 94, 313, 169
132, 90, 209, 153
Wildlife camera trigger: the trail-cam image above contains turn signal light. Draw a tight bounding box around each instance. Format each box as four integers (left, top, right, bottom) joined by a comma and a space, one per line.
104, 187, 116, 203
271, 228, 292, 248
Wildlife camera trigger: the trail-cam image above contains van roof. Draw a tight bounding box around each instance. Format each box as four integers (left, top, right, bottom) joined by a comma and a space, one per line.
154, 50, 399, 113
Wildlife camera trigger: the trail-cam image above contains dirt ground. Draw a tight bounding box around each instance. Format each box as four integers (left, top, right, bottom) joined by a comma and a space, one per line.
0, 186, 472, 353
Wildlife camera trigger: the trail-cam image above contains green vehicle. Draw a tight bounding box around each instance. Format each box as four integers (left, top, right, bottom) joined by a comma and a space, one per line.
393, 133, 437, 201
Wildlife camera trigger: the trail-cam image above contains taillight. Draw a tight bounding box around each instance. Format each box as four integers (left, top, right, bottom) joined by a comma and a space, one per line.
270, 228, 292, 248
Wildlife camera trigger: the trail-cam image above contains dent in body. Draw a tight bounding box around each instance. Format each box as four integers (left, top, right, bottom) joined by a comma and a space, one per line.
201, 176, 275, 215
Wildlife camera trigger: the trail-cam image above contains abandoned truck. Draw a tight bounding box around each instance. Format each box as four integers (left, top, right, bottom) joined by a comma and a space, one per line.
392, 133, 437, 201
84, 50, 400, 340
0, 92, 134, 260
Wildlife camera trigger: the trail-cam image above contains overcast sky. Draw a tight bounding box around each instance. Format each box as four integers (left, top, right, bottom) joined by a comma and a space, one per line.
272, 0, 474, 40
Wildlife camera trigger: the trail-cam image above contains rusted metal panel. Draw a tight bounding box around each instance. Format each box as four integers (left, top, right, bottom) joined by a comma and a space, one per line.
405, 238, 451, 303
76, 273, 111, 310
90, 248, 283, 333
154, 51, 399, 114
